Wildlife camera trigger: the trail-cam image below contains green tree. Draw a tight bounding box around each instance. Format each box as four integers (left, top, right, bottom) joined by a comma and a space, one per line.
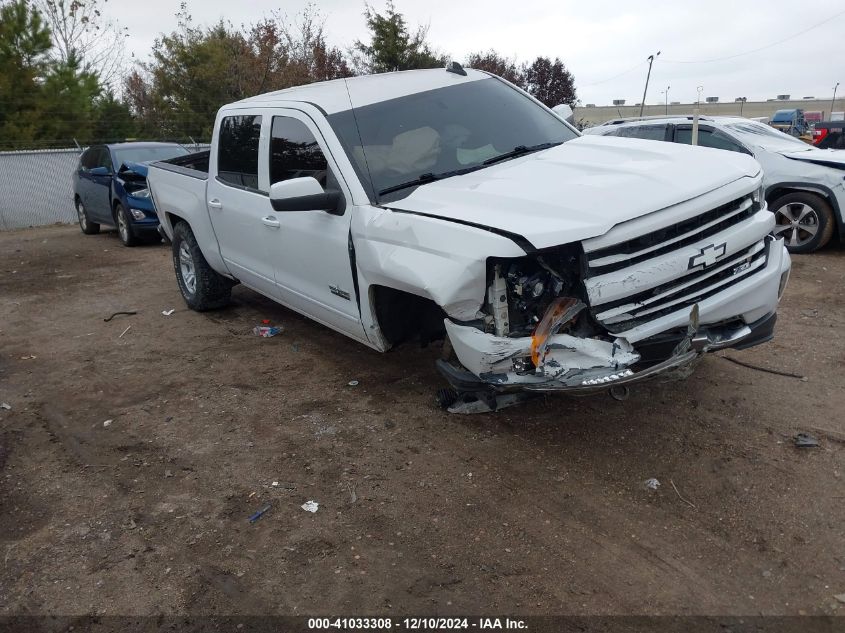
125, 3, 352, 140
36, 51, 101, 142
0, 0, 53, 143
91, 90, 135, 141
522, 56, 578, 107
353, 1, 446, 73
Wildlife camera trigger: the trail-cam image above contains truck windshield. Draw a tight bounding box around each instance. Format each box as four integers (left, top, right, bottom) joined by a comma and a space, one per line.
328, 77, 578, 202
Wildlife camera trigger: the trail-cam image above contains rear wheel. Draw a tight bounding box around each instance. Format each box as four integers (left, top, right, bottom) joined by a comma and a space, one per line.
76, 198, 100, 235
171, 221, 233, 311
115, 202, 139, 247
770, 191, 835, 254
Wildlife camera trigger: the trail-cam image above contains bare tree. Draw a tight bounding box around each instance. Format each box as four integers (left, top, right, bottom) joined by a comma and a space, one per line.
34, 0, 127, 87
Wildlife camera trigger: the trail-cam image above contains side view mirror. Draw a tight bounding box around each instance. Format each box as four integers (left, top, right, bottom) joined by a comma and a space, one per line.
89, 166, 111, 177
270, 176, 345, 215
552, 104, 574, 122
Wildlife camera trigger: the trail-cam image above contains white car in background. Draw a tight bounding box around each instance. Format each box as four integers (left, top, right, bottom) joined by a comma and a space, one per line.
584, 116, 845, 253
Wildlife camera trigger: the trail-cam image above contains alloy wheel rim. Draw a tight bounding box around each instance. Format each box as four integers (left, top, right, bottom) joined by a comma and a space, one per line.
179, 242, 196, 295
117, 209, 129, 242
772, 202, 819, 247
77, 204, 87, 230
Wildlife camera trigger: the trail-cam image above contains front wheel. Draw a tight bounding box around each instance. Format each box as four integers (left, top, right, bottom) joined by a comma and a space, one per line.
171, 221, 233, 311
770, 192, 835, 254
115, 203, 140, 247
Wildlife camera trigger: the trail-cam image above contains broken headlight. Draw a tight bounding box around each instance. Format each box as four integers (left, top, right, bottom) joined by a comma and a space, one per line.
486, 245, 587, 339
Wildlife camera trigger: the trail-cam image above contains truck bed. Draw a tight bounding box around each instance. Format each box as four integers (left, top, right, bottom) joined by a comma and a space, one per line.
152, 150, 210, 179
147, 151, 211, 243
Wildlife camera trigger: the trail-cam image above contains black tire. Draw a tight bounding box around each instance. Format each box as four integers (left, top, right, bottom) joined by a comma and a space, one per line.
115, 202, 140, 247
171, 221, 233, 311
769, 191, 835, 254
75, 198, 100, 235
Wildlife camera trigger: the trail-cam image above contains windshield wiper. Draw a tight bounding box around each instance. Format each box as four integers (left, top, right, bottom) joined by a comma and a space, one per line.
378, 165, 485, 197
482, 142, 562, 166
378, 172, 439, 197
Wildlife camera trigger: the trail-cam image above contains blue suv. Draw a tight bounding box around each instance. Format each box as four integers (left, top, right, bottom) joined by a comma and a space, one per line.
73, 142, 188, 246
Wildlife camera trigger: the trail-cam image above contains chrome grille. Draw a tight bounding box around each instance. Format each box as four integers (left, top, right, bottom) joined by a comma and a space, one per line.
593, 237, 770, 333
587, 194, 756, 275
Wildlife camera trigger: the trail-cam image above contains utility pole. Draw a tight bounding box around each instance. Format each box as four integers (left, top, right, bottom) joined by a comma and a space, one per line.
661, 86, 670, 115
832, 82, 840, 119
639, 51, 661, 117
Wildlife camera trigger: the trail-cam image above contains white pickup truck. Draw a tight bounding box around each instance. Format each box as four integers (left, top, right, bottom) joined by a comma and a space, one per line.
147, 66, 791, 410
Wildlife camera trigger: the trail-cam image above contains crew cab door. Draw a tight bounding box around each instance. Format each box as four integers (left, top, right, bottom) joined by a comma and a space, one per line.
261, 110, 365, 341
205, 113, 278, 298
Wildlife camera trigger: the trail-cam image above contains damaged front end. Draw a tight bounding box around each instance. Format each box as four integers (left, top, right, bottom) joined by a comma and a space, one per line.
435, 245, 763, 411
436, 246, 671, 399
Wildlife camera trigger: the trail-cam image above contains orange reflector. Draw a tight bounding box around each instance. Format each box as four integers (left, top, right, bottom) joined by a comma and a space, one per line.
530, 297, 585, 366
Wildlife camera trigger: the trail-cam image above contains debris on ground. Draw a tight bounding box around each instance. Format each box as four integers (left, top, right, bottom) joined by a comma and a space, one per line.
834, 594, 845, 604
301, 500, 319, 513
794, 433, 820, 448
161, 309, 175, 316
119, 325, 132, 338
0, 403, 10, 411
670, 479, 697, 509
348, 380, 359, 386
271, 481, 280, 487
103, 310, 137, 322
19, 355, 36, 360
644, 478, 661, 490
253, 325, 282, 337
103, 419, 113, 428
248, 504, 272, 524
717, 354, 806, 380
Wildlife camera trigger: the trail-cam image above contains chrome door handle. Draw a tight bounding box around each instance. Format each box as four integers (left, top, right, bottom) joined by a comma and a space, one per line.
208, 198, 223, 209
261, 215, 281, 228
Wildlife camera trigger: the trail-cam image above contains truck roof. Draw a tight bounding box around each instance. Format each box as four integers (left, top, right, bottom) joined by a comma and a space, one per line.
230, 67, 490, 115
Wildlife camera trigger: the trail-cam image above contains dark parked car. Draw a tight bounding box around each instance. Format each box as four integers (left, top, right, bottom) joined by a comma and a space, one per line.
73, 142, 189, 246
811, 121, 845, 149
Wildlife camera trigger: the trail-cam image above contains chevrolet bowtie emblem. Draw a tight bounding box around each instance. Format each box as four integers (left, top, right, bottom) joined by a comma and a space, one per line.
688, 242, 727, 270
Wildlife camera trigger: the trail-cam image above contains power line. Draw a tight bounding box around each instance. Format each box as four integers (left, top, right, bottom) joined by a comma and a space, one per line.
663, 7, 845, 64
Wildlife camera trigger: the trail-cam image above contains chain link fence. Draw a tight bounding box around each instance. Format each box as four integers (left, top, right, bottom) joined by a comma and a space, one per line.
0, 144, 210, 230
0, 148, 82, 230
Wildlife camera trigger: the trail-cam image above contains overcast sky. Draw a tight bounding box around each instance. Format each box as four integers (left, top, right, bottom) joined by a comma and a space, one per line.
114, 0, 844, 106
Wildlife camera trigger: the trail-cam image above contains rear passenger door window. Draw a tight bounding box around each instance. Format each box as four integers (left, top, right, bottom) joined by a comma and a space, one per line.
270, 116, 330, 187
674, 127, 750, 154
616, 124, 669, 141
218, 115, 263, 191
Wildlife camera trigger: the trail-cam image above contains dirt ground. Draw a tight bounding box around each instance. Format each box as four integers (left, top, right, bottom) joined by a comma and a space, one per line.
0, 224, 843, 617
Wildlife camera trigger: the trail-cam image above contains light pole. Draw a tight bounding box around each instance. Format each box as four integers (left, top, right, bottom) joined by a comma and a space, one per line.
639, 51, 661, 117
660, 86, 670, 115
696, 85, 704, 106
832, 82, 840, 118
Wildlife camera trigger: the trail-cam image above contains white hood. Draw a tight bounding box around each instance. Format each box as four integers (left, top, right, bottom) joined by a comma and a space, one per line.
780, 148, 845, 167
386, 135, 760, 250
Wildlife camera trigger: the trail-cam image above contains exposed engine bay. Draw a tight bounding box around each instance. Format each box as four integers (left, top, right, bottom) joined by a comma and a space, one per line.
484, 248, 587, 338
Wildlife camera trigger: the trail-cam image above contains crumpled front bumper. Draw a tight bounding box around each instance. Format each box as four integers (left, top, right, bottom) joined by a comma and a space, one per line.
437, 239, 790, 395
